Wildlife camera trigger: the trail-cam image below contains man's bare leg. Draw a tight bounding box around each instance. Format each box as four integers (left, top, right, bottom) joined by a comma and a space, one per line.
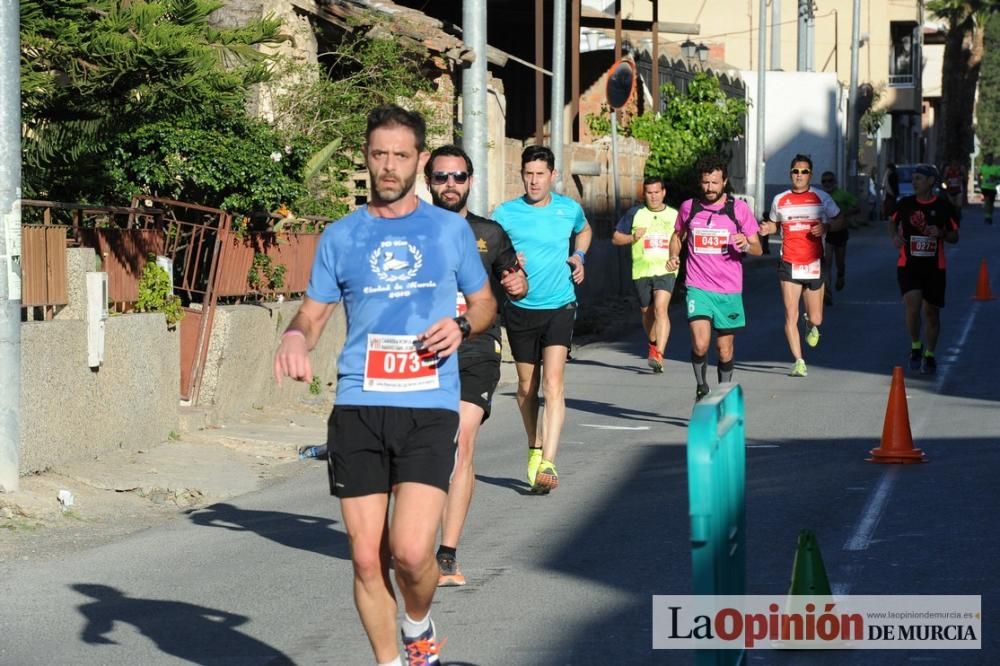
440, 401, 485, 550
340, 494, 397, 663
391, 482, 448, 630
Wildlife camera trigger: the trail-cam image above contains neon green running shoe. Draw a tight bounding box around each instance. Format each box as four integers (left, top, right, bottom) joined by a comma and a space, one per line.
533, 460, 559, 492
805, 325, 820, 348
790, 359, 808, 377
526, 448, 543, 486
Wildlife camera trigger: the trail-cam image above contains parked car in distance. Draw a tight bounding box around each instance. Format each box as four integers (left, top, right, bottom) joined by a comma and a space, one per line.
895, 164, 940, 201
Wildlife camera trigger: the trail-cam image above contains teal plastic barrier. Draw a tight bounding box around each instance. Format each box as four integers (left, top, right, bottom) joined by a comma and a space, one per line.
687, 382, 746, 666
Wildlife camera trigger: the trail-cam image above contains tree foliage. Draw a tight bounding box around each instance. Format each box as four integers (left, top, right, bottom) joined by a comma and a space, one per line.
927, 0, 1000, 166
21, 2, 441, 219
978, 13, 1000, 159
589, 74, 747, 203
21, 0, 284, 203
267, 34, 442, 218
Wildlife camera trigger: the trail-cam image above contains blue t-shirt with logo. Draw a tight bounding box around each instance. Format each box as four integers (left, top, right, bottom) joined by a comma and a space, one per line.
306, 200, 487, 411
492, 192, 587, 309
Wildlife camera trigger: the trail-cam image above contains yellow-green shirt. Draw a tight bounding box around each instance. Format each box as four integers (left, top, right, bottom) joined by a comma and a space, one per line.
615, 205, 679, 279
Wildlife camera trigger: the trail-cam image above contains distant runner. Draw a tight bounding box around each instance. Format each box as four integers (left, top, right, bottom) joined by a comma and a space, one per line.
890, 164, 960, 374
819, 171, 859, 300
667, 154, 762, 401
612, 176, 679, 373
760, 154, 841, 378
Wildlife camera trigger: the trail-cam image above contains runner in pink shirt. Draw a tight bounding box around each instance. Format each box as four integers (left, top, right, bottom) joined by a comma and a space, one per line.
668, 155, 763, 401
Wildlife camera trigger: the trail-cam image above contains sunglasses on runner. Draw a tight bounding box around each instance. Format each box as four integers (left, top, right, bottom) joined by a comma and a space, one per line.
431, 171, 470, 185
790, 168, 812, 175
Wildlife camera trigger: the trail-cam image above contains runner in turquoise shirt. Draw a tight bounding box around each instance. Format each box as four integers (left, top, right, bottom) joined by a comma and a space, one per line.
493, 191, 587, 309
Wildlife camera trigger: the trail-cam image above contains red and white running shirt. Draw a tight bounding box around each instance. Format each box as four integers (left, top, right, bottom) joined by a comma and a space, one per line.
768, 187, 840, 264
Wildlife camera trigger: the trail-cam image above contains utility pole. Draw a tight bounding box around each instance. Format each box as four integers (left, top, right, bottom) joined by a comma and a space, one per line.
797, 0, 809, 70
0, 0, 21, 492
847, 0, 861, 195
550, 0, 567, 191
462, 0, 488, 215
754, 0, 768, 220
770, 0, 781, 70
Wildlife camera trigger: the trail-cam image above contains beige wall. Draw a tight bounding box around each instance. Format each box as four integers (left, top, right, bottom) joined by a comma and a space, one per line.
593, 0, 923, 112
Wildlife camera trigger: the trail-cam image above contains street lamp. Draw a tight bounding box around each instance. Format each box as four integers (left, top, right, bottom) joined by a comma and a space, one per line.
696, 43, 709, 63
681, 38, 697, 59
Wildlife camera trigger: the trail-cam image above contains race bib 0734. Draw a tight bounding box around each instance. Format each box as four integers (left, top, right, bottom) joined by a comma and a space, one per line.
363, 334, 439, 392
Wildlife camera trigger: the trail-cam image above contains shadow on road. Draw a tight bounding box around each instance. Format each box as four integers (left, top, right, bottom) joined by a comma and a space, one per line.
73, 583, 294, 665
187, 502, 350, 560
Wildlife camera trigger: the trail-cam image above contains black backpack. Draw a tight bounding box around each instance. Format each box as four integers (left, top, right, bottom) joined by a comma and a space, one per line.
685, 196, 741, 232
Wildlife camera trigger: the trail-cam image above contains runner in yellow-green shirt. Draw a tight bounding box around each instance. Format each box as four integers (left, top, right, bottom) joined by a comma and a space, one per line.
612, 176, 679, 373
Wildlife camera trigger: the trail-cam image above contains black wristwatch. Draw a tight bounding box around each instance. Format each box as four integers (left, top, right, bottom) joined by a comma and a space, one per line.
453, 315, 472, 340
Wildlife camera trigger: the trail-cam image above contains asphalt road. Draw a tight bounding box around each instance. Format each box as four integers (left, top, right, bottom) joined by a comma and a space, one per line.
2, 209, 998, 665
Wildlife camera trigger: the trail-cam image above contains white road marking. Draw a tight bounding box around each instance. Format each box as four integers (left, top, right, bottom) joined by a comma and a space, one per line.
843, 466, 899, 553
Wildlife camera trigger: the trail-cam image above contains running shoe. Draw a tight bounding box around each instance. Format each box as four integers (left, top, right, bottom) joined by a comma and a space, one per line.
909, 345, 923, 371
647, 347, 664, 373
437, 553, 466, 587
402, 621, 445, 666
790, 359, 808, 377
695, 384, 711, 402
920, 354, 937, 375
805, 325, 821, 348
526, 447, 542, 487
533, 460, 559, 492
835, 274, 845, 291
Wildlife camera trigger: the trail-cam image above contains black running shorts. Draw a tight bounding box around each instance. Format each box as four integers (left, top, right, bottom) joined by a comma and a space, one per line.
503, 302, 576, 363
459, 350, 502, 421
326, 406, 458, 498
897, 267, 946, 308
778, 259, 826, 291
633, 274, 677, 308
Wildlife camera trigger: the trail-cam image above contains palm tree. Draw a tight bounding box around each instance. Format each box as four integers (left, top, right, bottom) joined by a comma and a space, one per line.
928, 0, 1000, 167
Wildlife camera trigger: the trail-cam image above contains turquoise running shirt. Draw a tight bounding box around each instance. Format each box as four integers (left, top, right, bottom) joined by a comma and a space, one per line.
492, 192, 587, 309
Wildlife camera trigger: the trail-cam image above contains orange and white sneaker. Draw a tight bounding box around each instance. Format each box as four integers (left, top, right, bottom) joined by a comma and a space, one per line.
437, 553, 466, 587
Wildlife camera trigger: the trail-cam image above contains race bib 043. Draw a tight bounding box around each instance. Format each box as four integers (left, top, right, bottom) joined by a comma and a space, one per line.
692, 228, 729, 255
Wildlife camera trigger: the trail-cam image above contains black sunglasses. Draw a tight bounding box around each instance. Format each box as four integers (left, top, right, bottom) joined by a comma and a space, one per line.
431, 171, 470, 185
790, 168, 812, 175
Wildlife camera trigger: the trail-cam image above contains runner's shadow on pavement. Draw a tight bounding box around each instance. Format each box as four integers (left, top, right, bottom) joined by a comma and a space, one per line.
567, 357, 651, 375
733, 361, 788, 374
566, 397, 690, 427
187, 502, 350, 560
475, 474, 538, 496
72, 583, 294, 664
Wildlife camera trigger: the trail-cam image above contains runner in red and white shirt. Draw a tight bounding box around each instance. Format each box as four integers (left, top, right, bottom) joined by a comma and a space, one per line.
760, 154, 842, 377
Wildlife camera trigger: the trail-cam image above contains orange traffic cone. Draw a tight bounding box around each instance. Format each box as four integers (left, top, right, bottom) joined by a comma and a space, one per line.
973, 258, 996, 301
867, 366, 926, 464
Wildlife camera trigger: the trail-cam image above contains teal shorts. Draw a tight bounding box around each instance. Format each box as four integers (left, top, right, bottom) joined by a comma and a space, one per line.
685, 286, 746, 332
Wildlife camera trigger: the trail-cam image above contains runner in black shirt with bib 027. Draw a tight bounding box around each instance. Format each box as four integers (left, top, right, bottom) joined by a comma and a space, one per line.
889, 164, 959, 375
425, 145, 527, 588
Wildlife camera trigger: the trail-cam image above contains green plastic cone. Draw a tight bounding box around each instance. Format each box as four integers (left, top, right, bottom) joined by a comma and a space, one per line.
788, 529, 832, 596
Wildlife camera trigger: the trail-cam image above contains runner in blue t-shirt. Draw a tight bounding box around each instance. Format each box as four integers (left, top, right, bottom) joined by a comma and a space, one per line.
491, 145, 592, 494
273, 105, 495, 666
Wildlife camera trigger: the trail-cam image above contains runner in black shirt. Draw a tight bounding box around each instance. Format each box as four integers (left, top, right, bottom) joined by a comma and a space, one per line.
889, 164, 959, 374
425, 145, 527, 586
